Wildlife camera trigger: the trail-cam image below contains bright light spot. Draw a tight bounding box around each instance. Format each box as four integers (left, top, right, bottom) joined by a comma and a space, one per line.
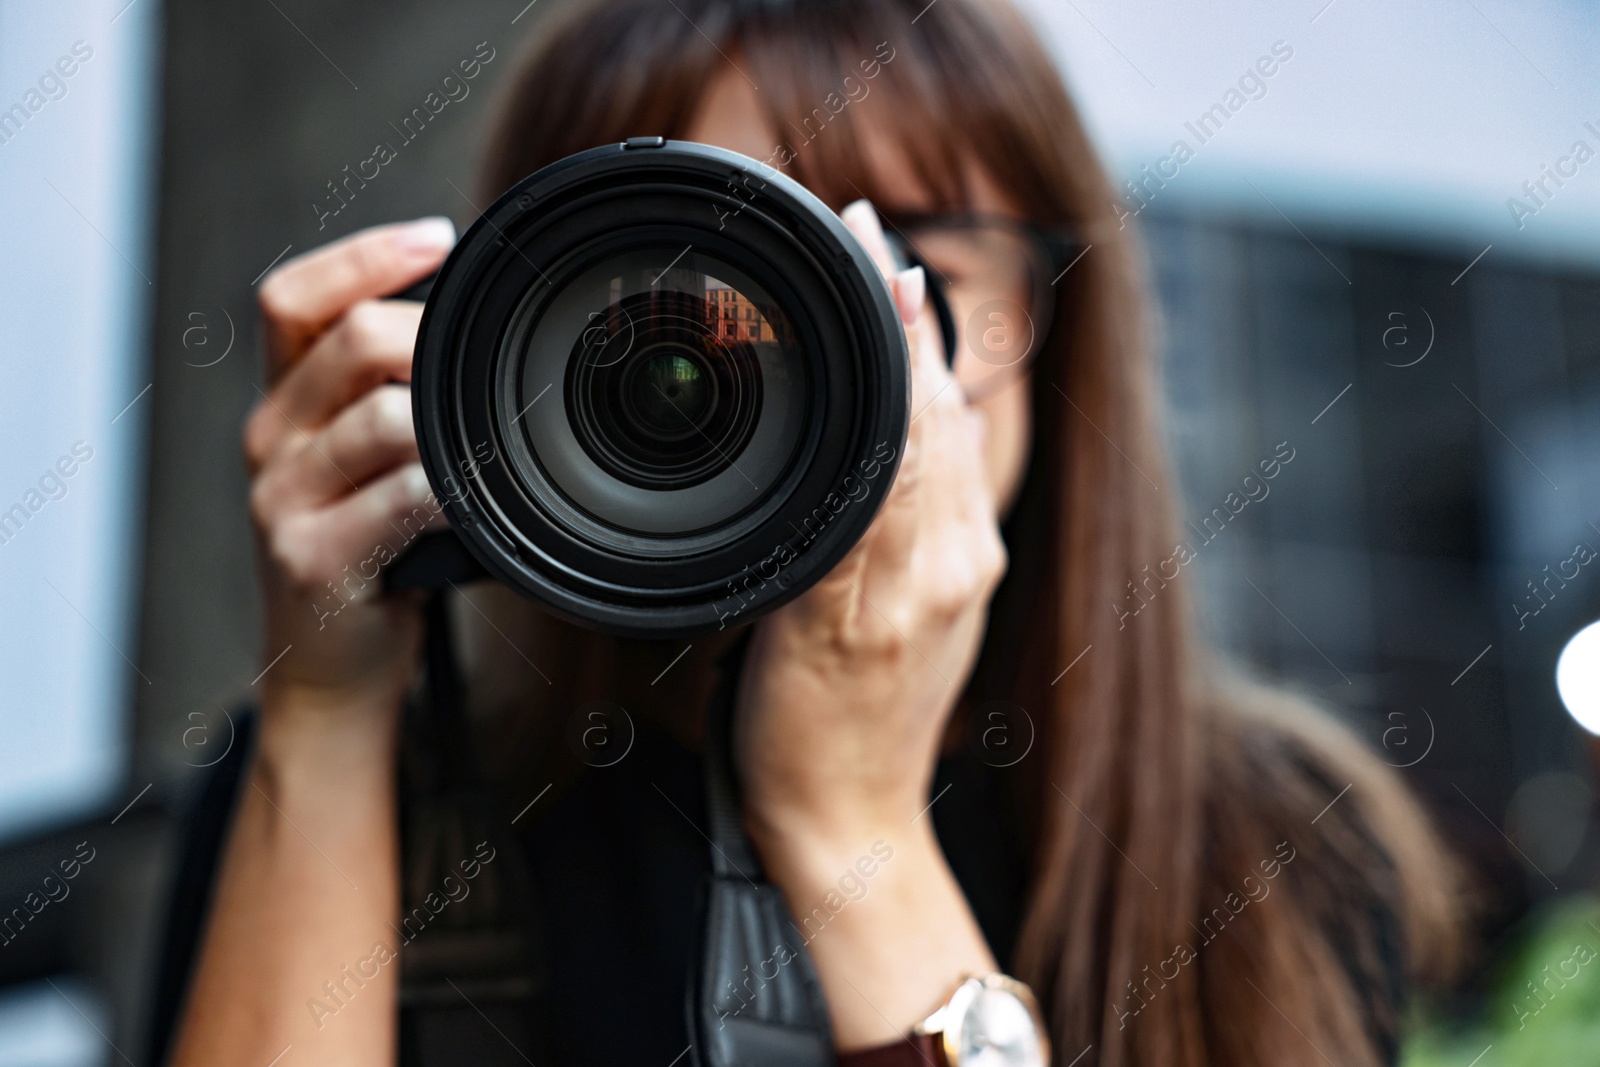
1556, 620, 1600, 736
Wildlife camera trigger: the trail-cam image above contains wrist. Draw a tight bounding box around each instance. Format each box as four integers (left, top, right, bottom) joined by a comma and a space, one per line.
256, 680, 403, 788
748, 808, 998, 1050
746, 805, 937, 883
743, 776, 934, 854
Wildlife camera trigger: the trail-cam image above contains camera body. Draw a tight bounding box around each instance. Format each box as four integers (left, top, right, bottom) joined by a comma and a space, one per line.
402, 139, 910, 638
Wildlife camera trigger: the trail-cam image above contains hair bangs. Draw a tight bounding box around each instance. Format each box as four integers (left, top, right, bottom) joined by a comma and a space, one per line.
737, 12, 976, 213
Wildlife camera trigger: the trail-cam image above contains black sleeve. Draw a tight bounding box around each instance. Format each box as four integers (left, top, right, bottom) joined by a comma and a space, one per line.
143, 708, 257, 1067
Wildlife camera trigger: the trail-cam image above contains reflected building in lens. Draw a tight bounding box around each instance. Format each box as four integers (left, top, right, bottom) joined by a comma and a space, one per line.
702, 279, 793, 346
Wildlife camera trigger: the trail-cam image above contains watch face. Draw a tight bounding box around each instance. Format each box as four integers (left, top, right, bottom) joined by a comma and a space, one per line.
948, 978, 1049, 1067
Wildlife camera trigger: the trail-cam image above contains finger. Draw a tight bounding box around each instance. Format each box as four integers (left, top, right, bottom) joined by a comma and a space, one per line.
894, 264, 924, 329
863, 271, 932, 554
785, 460, 909, 633
791, 207, 936, 625
255, 384, 420, 513
841, 202, 933, 370
810, 265, 932, 613
839, 198, 936, 385
799, 383, 927, 626
913, 297, 986, 499
258, 217, 454, 378
840, 200, 898, 281
908, 296, 957, 430
275, 300, 422, 433
266, 462, 445, 598
245, 300, 422, 469
919, 389, 992, 533
902, 286, 998, 582
912, 386, 1001, 613
900, 262, 957, 437
854, 426, 923, 605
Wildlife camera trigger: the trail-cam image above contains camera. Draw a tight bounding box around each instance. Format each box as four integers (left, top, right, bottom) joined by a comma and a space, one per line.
390, 139, 916, 638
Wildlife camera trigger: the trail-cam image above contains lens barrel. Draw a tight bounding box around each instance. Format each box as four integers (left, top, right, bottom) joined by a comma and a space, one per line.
408, 139, 908, 638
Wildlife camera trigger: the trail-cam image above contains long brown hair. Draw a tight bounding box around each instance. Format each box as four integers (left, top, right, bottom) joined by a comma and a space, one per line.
459, 0, 1462, 1063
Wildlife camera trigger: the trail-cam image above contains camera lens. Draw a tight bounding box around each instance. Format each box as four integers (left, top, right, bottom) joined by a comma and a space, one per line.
408, 140, 909, 637
628, 351, 710, 437
565, 285, 763, 493
511, 247, 805, 540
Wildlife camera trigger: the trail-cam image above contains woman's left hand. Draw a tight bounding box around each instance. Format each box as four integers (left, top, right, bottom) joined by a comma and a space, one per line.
736, 198, 1007, 849
733, 201, 1007, 1049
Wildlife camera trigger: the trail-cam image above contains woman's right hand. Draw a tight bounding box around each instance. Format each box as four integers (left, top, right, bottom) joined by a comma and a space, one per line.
171, 218, 458, 1067
243, 217, 456, 726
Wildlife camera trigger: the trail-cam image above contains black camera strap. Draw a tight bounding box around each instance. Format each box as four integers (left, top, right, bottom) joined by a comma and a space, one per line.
396, 592, 551, 1066
691, 634, 836, 1067
404, 598, 834, 1066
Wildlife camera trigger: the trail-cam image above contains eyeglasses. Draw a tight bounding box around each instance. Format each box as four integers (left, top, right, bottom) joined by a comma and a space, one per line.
881, 211, 1084, 402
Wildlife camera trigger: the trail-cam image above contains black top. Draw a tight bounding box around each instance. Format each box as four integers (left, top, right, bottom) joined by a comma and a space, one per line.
512, 719, 1028, 1064
144, 708, 1398, 1066
144, 710, 1031, 1067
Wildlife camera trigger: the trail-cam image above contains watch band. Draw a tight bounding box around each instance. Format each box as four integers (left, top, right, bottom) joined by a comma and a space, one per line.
836, 1033, 946, 1067
833, 974, 1050, 1067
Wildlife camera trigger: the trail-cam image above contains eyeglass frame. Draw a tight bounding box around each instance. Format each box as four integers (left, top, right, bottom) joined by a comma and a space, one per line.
878, 210, 1086, 402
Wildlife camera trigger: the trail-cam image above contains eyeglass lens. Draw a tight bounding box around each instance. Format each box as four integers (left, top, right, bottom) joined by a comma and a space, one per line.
894, 221, 1052, 401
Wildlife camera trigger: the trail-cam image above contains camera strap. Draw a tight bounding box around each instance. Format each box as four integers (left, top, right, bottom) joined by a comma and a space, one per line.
407, 595, 835, 1065
396, 592, 551, 1065
690, 633, 837, 1067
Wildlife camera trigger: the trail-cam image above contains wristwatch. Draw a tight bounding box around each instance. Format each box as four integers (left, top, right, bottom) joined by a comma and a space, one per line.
836, 974, 1051, 1066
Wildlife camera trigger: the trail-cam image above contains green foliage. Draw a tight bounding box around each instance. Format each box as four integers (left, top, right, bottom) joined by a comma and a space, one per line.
1403, 896, 1600, 1067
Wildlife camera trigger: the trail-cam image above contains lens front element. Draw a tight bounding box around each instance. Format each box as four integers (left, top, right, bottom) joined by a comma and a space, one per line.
512, 247, 807, 541
566, 285, 765, 492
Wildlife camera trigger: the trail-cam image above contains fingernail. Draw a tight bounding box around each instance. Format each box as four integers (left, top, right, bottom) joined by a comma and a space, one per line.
896, 266, 925, 324
397, 216, 456, 254
840, 199, 874, 223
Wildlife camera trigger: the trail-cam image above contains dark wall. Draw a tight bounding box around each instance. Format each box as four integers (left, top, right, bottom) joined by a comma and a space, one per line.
120, 0, 528, 1052
135, 0, 522, 777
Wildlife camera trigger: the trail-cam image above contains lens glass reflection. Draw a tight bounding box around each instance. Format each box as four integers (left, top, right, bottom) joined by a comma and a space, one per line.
508, 247, 808, 539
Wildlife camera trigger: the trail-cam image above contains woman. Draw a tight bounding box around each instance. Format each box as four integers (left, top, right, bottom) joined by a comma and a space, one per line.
166, 0, 1461, 1064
